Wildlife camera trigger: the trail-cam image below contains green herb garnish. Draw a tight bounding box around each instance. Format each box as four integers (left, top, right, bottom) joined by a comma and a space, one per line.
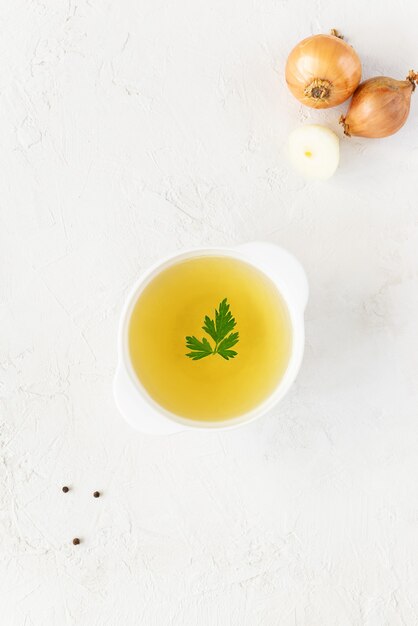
186, 298, 239, 361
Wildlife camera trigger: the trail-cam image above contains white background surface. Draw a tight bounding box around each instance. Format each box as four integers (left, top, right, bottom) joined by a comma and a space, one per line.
1, 1, 418, 624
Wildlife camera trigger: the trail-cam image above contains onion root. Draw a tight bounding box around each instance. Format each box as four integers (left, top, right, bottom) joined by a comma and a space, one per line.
339, 115, 350, 136
304, 79, 332, 102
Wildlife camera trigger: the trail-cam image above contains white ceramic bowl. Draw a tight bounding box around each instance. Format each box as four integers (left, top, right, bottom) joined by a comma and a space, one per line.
113, 242, 308, 434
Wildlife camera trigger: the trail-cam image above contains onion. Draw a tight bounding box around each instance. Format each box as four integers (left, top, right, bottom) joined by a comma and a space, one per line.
340, 71, 418, 138
285, 29, 362, 109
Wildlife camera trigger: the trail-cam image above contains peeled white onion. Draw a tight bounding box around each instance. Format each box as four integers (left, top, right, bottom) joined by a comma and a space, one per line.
288, 124, 339, 180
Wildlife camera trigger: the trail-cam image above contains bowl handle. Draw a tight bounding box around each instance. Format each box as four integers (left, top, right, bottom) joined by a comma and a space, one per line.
113, 366, 186, 434
236, 242, 309, 311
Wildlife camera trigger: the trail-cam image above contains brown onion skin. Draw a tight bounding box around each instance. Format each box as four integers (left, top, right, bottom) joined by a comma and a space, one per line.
285, 33, 362, 109
340, 74, 416, 138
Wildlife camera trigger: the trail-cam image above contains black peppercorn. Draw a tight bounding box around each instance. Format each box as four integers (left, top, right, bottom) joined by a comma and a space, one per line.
72, 538, 80, 545
62, 486, 69, 493
93, 491, 100, 498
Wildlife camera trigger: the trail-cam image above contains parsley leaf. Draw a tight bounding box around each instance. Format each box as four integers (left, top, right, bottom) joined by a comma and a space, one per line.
217, 331, 239, 360
202, 315, 217, 343
214, 298, 236, 342
185, 336, 213, 360
185, 298, 239, 360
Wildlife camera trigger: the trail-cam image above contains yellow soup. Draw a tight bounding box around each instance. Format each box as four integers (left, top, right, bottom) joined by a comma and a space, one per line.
128, 256, 292, 421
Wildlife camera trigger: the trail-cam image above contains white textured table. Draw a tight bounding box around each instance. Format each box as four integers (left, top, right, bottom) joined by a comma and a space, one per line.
1, 1, 418, 624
